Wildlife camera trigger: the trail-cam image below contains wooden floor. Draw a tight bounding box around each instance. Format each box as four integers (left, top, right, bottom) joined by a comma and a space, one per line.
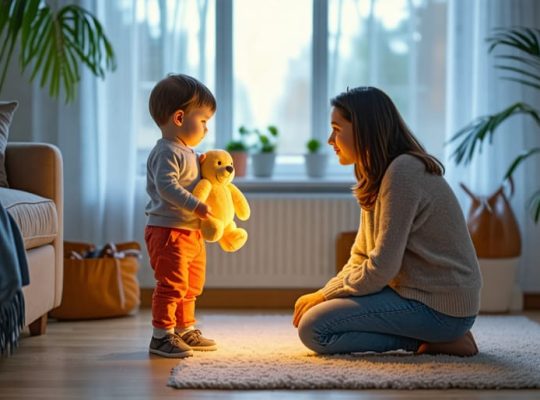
1, 309, 539, 400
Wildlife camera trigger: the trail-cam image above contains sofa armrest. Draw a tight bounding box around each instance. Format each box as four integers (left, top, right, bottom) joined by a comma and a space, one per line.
5, 142, 64, 307
5, 143, 62, 204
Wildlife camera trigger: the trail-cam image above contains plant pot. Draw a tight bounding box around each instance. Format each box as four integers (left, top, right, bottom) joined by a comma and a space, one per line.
251, 153, 276, 178
229, 151, 248, 177
460, 180, 523, 312
304, 153, 328, 178
478, 257, 519, 312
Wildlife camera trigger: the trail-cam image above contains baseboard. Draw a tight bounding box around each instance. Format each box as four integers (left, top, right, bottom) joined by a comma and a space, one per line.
140, 288, 314, 309
524, 293, 540, 310
140, 288, 540, 310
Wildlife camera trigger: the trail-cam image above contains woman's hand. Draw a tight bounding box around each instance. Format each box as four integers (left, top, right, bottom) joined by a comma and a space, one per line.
293, 291, 326, 328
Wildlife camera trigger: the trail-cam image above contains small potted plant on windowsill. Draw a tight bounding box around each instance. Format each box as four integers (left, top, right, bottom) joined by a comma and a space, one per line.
304, 139, 328, 178
241, 125, 279, 178
225, 127, 250, 177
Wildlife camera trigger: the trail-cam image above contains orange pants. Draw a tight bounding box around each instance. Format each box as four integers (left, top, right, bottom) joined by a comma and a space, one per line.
144, 226, 206, 330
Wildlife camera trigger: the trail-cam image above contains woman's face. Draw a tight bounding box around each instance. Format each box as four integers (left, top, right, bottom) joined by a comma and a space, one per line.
328, 107, 356, 165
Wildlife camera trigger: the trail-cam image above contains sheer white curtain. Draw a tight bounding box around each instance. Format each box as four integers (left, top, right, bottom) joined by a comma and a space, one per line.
24, 1, 140, 245
3, 18, 123, 247
28, 3, 138, 245
445, 0, 540, 292
97, 0, 215, 286
5, 0, 141, 245
26, 0, 214, 248
328, 0, 447, 177
327, 0, 448, 173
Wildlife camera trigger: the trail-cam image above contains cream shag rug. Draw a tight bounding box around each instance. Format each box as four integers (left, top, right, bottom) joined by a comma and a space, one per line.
168, 314, 540, 390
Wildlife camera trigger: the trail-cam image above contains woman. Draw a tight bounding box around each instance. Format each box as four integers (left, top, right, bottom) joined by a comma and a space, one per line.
293, 87, 481, 356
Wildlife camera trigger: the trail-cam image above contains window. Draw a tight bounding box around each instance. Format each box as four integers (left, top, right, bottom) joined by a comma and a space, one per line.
109, 0, 216, 167
233, 0, 312, 156
125, 0, 447, 178
328, 0, 447, 165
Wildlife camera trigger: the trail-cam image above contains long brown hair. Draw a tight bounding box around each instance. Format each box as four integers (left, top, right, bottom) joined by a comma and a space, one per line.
331, 87, 444, 210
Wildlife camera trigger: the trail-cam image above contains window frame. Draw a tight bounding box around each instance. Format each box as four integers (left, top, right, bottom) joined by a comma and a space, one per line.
215, 0, 233, 149
136, 0, 446, 181
216, 0, 335, 178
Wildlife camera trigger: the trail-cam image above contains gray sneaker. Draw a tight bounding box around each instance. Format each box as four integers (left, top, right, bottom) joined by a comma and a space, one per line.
180, 329, 217, 351
149, 333, 193, 358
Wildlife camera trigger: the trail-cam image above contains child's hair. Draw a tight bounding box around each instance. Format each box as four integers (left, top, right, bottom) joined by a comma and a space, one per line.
331, 86, 444, 210
149, 73, 216, 126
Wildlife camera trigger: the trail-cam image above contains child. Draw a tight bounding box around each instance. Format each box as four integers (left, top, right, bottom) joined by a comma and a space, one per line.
145, 73, 217, 358
293, 87, 482, 357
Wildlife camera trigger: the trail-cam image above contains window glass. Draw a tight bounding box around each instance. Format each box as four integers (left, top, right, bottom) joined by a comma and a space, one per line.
126, 0, 447, 178
328, 0, 447, 162
124, 0, 216, 153
233, 0, 313, 155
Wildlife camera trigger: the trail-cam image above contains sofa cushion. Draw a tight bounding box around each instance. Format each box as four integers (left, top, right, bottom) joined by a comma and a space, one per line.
0, 187, 58, 250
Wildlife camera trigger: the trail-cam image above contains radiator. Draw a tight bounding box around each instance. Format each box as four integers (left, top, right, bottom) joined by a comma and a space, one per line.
205, 193, 359, 288
135, 178, 360, 288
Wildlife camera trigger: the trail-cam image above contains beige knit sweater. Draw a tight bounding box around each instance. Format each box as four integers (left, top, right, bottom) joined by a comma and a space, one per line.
322, 154, 482, 317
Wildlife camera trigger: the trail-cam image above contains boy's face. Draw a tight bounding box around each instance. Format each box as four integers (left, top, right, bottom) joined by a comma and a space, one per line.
174, 106, 214, 147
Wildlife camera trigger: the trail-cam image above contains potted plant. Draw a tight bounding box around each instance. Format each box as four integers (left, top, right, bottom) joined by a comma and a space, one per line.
241, 125, 279, 178
225, 127, 250, 177
449, 27, 540, 312
0, 1, 116, 103
304, 139, 328, 178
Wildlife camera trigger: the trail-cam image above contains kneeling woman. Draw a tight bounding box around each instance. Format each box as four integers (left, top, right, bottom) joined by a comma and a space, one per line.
293, 87, 481, 357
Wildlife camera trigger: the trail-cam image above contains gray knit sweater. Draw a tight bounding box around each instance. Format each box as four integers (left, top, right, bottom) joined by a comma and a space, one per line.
322, 154, 482, 317
145, 138, 201, 230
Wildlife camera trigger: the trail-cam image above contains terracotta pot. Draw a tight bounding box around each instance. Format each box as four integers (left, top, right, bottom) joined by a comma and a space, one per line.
229, 151, 248, 177
460, 177, 521, 258
461, 178, 523, 313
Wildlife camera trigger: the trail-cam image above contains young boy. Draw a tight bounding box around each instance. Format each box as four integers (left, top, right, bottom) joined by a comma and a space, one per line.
145, 74, 217, 358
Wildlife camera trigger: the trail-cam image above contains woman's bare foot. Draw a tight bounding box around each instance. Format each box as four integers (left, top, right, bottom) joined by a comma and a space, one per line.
416, 331, 479, 357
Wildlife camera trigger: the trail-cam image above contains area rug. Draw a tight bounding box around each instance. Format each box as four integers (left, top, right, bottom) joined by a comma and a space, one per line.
168, 314, 540, 389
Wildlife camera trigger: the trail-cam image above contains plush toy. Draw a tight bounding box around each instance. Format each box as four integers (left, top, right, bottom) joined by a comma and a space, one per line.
193, 150, 250, 252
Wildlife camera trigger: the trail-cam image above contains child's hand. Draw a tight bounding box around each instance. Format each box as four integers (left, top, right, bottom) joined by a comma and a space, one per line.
194, 202, 212, 219
293, 291, 326, 328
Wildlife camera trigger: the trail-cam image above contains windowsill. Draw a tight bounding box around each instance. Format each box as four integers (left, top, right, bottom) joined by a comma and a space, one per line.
234, 175, 355, 193
135, 171, 355, 193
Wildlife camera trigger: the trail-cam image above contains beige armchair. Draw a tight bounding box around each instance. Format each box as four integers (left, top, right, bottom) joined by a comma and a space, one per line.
1, 142, 63, 335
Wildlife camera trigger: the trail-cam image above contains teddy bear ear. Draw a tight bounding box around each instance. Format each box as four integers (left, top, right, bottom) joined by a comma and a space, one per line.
199, 153, 207, 164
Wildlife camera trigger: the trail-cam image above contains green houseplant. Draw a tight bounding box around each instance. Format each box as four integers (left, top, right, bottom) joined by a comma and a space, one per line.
306, 138, 322, 153
0, 0, 116, 103
248, 125, 279, 153
449, 27, 540, 312
225, 126, 250, 177
449, 27, 540, 223
239, 125, 279, 177
304, 138, 328, 178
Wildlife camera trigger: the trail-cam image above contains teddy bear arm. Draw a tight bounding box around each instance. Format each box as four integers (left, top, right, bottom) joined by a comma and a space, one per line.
228, 183, 251, 221
192, 179, 212, 202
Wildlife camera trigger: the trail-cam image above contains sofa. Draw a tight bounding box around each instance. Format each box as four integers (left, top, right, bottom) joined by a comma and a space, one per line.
0, 142, 63, 335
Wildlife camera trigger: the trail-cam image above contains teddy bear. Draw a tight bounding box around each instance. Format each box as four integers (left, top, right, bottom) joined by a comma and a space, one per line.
193, 149, 250, 252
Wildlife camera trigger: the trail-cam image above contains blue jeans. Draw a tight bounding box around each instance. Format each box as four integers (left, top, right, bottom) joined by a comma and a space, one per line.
297, 287, 476, 354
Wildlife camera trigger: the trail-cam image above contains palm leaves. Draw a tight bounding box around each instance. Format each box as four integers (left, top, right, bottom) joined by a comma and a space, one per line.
448, 27, 540, 222
0, 0, 116, 103
489, 27, 540, 90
